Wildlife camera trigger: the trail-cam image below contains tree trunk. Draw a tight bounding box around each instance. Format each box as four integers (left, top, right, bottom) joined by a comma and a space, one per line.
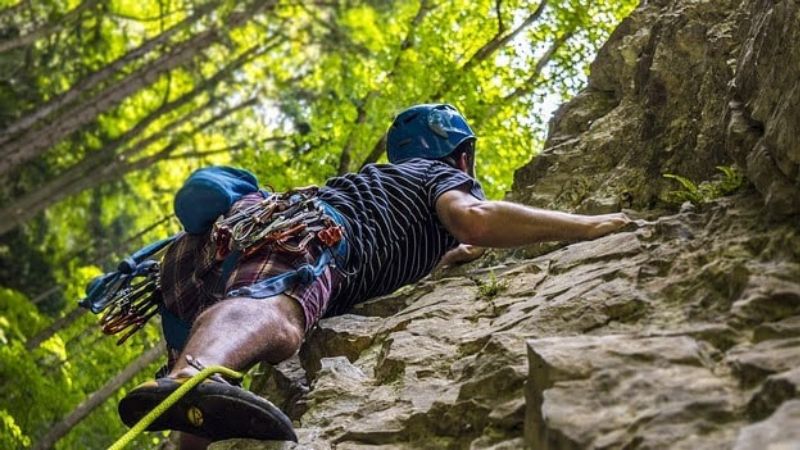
0, 37, 280, 236
0, 0, 273, 177
25, 307, 87, 350
30, 343, 165, 450
0, 0, 98, 54
336, 0, 431, 175
358, 0, 549, 168
41, 96, 256, 201
0, 0, 221, 144
0, 28, 220, 175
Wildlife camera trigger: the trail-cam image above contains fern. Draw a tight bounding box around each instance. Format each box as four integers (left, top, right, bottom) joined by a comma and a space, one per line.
715, 165, 745, 195
663, 174, 703, 205
663, 166, 744, 206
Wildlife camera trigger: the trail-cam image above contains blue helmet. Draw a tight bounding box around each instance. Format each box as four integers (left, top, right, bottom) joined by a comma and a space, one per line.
386, 104, 476, 164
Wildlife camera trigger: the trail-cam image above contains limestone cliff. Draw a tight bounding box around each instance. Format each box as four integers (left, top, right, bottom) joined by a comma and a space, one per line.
212, 0, 800, 448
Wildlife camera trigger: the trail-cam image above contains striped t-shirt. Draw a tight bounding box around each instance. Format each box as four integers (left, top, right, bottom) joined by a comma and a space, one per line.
317, 158, 485, 316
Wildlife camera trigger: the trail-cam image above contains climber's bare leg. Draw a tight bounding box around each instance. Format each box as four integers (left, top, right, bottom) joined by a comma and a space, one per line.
168, 295, 306, 450
168, 294, 306, 378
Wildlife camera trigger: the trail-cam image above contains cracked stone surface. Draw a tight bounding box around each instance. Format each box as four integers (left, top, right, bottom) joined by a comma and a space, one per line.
212, 195, 799, 450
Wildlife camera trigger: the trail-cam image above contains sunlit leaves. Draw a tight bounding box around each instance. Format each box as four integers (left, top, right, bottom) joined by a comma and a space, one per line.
249, 0, 636, 198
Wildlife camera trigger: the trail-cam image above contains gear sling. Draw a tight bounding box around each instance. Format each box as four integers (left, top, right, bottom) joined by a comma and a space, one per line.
79, 167, 346, 350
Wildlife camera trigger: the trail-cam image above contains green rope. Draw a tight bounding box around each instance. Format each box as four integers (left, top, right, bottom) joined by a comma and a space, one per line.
108, 366, 244, 450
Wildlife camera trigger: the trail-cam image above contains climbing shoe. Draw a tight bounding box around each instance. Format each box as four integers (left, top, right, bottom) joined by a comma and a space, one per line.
118, 377, 298, 442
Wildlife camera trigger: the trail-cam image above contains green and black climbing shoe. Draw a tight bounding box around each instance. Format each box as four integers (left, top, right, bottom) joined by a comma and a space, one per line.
118, 377, 297, 442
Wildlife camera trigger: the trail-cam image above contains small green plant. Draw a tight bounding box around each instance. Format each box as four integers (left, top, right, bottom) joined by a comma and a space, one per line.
477, 271, 509, 299
663, 165, 745, 206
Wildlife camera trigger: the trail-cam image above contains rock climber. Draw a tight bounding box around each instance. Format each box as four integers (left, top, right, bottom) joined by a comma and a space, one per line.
118, 103, 631, 448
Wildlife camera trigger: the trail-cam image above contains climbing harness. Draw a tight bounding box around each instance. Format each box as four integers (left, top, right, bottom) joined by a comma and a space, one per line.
108, 362, 244, 450
80, 186, 345, 345
159, 188, 347, 351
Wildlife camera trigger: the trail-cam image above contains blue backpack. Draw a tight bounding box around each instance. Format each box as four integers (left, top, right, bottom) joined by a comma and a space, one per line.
174, 166, 261, 234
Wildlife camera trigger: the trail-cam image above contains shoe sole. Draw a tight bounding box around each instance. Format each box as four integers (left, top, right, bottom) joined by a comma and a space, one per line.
118, 382, 297, 442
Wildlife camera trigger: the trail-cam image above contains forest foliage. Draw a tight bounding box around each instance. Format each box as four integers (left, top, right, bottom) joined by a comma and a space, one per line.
0, 0, 636, 448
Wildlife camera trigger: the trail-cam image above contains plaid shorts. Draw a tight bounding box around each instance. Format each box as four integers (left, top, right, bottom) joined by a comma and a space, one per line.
159, 193, 338, 334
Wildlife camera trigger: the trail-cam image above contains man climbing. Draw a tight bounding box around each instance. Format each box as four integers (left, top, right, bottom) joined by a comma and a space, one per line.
117, 104, 630, 448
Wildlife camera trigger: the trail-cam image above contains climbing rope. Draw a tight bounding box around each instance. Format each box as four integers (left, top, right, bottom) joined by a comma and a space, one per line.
107, 366, 244, 450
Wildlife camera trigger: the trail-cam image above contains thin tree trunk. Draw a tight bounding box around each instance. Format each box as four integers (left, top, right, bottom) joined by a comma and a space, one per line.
24, 216, 172, 351
501, 31, 573, 104
0, 0, 273, 175
0, 0, 222, 144
0, 37, 280, 235
358, 0, 549, 168
360, 133, 388, 170
336, 105, 366, 175
43, 97, 257, 201
0, 0, 98, 54
25, 307, 87, 350
116, 98, 258, 171
30, 343, 165, 450
336, 0, 432, 175
30, 286, 60, 305
164, 135, 285, 161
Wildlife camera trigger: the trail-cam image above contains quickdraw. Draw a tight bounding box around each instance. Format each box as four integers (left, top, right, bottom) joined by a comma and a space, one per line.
212, 187, 343, 260
99, 275, 160, 344
92, 259, 164, 345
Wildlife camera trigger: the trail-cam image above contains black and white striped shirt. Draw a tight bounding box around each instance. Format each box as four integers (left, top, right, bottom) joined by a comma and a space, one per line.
318, 158, 485, 316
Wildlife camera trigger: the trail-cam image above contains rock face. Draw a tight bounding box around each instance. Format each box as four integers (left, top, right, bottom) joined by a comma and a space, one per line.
211, 0, 800, 449
510, 0, 800, 218
212, 196, 799, 450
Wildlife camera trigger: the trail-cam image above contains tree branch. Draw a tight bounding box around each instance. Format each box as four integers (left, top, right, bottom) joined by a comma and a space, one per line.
0, 0, 223, 144
502, 30, 574, 104
495, 0, 505, 35
359, 0, 549, 168
0, 0, 31, 23
0, 0, 99, 53
433, 0, 548, 99
336, 0, 432, 174
31, 343, 165, 450
0, 0, 277, 178
0, 37, 281, 236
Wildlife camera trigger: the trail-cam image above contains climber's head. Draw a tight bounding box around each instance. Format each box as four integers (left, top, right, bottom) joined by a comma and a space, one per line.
386, 104, 477, 176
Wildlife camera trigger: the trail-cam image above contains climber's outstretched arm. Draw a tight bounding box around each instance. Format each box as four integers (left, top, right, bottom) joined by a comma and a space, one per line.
435, 189, 631, 248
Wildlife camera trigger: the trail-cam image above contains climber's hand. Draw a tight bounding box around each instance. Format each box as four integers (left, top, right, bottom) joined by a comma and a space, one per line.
435, 244, 486, 272
586, 213, 632, 239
